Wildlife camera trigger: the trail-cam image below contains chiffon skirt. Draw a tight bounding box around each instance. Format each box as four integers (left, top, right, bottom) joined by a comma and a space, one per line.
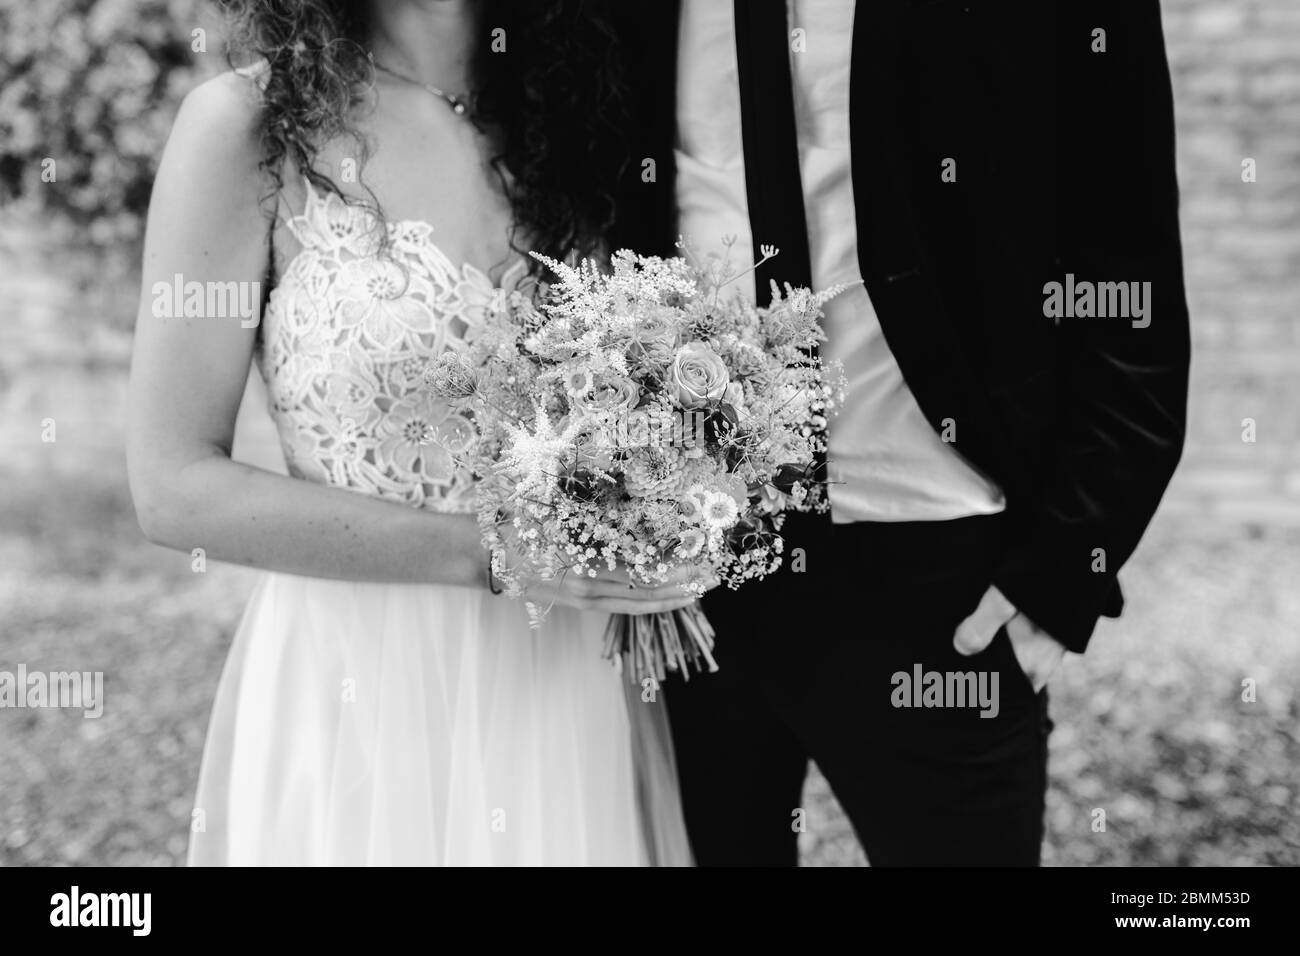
187, 572, 692, 866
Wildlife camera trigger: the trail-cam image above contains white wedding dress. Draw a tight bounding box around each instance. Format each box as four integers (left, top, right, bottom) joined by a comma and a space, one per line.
187, 182, 692, 866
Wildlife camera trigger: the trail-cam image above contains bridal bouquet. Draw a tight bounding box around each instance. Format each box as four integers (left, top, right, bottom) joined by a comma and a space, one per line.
423, 240, 845, 684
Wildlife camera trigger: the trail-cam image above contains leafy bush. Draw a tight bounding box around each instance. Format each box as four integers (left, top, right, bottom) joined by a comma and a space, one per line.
0, 0, 216, 259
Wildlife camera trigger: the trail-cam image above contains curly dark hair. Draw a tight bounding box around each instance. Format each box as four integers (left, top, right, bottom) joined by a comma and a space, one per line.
216, 0, 629, 271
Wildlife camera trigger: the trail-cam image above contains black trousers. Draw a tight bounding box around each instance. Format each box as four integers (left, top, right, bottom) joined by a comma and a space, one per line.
665, 513, 1052, 866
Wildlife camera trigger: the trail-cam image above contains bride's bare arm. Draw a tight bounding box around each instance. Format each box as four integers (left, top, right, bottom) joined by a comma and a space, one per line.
127, 73, 488, 587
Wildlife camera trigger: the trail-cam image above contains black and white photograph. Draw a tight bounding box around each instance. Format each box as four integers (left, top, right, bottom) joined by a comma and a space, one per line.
0, 0, 1296, 914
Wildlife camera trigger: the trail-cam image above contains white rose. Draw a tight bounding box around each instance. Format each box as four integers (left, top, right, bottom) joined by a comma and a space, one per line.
669, 343, 730, 410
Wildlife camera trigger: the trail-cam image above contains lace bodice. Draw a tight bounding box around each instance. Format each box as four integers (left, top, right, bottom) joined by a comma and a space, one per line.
256, 181, 529, 512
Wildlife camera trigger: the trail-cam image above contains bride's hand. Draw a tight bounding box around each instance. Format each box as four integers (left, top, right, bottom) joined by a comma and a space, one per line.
528, 563, 708, 616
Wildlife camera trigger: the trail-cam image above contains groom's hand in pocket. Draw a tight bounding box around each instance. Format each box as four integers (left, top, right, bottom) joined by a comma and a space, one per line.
952, 586, 1066, 693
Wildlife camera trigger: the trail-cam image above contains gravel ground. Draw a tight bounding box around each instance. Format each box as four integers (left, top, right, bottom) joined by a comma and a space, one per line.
1, 465, 1296, 866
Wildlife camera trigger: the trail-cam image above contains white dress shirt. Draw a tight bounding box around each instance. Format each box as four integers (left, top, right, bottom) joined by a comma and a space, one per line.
675, 0, 1005, 523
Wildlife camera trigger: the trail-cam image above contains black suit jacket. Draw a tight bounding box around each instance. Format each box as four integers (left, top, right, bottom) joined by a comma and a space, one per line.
610, 0, 1190, 653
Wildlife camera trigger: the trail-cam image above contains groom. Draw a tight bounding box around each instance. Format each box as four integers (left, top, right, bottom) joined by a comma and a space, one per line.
611, 0, 1190, 865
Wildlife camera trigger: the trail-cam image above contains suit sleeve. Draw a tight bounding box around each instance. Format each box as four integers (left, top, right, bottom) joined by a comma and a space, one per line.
990, 1, 1191, 653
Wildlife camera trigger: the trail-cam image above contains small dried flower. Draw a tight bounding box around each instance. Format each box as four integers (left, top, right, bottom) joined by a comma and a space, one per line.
676, 527, 706, 559
701, 491, 740, 530
422, 353, 478, 398
623, 445, 686, 498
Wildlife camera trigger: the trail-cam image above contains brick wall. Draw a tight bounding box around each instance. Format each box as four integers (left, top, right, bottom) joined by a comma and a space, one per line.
1159, 0, 1300, 520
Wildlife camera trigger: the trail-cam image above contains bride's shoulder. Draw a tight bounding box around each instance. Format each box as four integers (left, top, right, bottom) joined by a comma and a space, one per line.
150, 70, 271, 235
172, 67, 267, 144
157, 68, 271, 189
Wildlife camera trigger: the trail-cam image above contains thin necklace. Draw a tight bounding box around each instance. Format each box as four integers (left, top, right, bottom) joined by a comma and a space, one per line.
368, 53, 474, 118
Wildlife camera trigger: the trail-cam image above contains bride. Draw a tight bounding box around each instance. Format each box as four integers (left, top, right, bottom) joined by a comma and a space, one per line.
127, 0, 693, 866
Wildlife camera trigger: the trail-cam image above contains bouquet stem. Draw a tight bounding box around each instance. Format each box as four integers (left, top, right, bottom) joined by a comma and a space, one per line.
603, 604, 719, 686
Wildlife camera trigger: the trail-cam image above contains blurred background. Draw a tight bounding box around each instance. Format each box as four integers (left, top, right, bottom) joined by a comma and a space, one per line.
1, 0, 1297, 866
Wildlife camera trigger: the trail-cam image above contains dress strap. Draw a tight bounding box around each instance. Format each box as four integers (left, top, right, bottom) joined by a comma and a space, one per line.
279, 174, 320, 248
